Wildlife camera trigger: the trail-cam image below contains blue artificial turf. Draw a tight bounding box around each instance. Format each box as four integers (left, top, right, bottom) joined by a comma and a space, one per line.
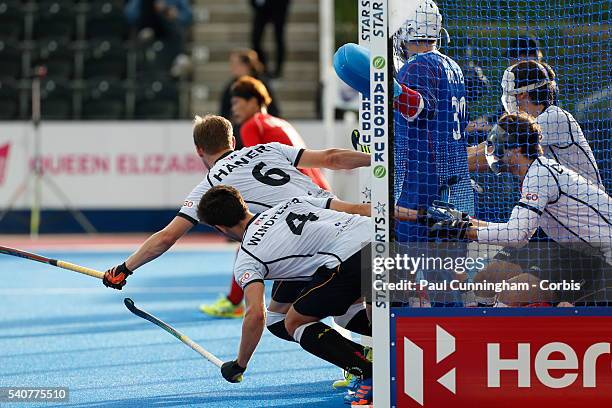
0, 248, 347, 407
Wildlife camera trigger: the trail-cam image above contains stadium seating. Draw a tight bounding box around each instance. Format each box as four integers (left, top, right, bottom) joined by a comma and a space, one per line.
33, 1, 77, 41
39, 79, 73, 119
83, 39, 127, 79
0, 40, 22, 79
134, 40, 175, 77
0, 79, 20, 119
0, 0, 23, 40
0, 1, 187, 119
134, 80, 178, 119
81, 79, 126, 119
33, 38, 75, 79
85, 0, 127, 41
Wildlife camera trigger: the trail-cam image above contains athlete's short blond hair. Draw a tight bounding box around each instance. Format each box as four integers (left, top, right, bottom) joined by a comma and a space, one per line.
192, 114, 233, 154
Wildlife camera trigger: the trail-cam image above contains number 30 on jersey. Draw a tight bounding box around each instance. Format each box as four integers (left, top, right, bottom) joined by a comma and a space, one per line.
452, 96, 467, 140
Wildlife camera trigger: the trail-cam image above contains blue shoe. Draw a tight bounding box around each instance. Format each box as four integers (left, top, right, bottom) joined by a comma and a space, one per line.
343, 377, 372, 405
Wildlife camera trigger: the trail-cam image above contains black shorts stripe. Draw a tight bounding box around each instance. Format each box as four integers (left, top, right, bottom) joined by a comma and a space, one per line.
293, 272, 338, 304
177, 212, 198, 225
325, 198, 333, 209
518, 202, 543, 216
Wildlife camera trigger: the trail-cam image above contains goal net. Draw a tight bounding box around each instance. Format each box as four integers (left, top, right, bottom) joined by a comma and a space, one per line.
388, 0, 611, 307
360, 0, 611, 406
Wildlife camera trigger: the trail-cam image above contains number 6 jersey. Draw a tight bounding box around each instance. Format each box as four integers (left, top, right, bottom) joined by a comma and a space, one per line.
178, 143, 335, 224
233, 196, 371, 288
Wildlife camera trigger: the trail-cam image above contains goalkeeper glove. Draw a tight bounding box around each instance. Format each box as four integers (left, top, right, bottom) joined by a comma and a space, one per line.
103, 262, 133, 290
429, 219, 472, 241
426, 201, 470, 225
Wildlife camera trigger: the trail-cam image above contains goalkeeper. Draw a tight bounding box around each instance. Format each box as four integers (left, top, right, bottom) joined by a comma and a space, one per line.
334, 0, 475, 238
427, 112, 612, 305
334, 0, 474, 306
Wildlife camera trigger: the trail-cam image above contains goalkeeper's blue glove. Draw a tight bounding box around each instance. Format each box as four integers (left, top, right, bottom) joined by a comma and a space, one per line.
333, 43, 402, 98
429, 218, 472, 241
424, 201, 472, 240
425, 201, 470, 225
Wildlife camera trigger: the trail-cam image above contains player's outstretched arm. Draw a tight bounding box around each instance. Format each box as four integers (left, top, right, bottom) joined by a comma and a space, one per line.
296, 148, 370, 170
329, 199, 370, 216
329, 199, 420, 222
125, 216, 194, 270
474, 205, 540, 245
236, 282, 266, 369
102, 216, 194, 289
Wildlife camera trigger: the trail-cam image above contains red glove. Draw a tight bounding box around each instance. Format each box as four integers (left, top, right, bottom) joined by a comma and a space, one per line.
103, 262, 133, 290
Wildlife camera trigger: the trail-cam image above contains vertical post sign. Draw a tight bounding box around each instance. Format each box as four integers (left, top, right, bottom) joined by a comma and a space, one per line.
358, 2, 372, 206
369, 0, 392, 406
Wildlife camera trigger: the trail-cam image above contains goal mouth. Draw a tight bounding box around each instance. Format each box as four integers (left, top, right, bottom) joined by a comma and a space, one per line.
360, 0, 611, 405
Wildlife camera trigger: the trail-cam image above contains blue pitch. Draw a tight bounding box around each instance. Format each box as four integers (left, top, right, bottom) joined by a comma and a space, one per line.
0, 248, 347, 407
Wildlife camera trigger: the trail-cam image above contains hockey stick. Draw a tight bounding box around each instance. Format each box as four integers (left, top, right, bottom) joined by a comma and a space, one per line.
0, 245, 104, 279
124, 298, 225, 370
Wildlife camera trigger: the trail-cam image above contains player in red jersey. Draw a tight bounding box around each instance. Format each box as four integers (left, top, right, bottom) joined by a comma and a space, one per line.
232, 75, 331, 191
200, 75, 331, 318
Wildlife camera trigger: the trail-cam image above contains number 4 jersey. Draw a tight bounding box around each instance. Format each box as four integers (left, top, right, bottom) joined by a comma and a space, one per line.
179, 142, 335, 224
234, 196, 370, 288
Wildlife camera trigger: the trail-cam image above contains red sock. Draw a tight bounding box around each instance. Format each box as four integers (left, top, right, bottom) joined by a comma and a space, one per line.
227, 277, 244, 305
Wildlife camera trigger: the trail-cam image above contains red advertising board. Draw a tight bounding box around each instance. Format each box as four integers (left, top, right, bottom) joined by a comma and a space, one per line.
393, 312, 612, 408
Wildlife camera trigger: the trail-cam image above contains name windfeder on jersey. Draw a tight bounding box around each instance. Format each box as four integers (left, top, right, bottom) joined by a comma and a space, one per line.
246, 198, 300, 246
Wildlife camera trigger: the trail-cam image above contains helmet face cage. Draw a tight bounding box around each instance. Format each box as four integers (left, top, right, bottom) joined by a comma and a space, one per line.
501, 62, 552, 114
393, 0, 444, 71
486, 124, 513, 174
395, 0, 442, 43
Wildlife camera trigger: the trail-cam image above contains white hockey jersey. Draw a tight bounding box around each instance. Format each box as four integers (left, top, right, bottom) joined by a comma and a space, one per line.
538, 105, 602, 187
233, 197, 371, 288
178, 143, 334, 223
478, 157, 612, 263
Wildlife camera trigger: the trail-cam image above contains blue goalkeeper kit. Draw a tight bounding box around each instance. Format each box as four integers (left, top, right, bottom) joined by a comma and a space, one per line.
394, 50, 475, 242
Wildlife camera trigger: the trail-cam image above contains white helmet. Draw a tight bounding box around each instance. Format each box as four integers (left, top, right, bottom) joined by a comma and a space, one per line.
501, 62, 552, 114
391, 0, 442, 42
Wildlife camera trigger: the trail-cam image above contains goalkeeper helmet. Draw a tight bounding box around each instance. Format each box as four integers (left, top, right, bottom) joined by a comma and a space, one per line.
392, 0, 442, 42
501, 60, 553, 114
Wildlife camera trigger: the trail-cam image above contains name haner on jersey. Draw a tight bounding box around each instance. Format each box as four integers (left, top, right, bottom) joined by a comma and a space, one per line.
246, 198, 299, 246
211, 145, 272, 182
